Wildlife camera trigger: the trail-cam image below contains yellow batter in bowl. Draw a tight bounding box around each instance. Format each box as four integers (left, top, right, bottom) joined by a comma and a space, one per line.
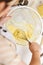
37, 4, 43, 18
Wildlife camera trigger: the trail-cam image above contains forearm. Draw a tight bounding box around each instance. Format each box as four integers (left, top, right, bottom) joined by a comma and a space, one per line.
29, 52, 41, 65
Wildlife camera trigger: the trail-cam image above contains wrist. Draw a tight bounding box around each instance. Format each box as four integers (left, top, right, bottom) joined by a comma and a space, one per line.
32, 51, 40, 57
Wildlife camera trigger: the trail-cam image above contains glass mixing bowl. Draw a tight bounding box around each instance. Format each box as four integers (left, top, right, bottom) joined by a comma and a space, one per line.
4, 6, 42, 46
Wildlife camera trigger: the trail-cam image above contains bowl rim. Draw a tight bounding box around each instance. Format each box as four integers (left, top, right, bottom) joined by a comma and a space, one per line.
7, 6, 42, 42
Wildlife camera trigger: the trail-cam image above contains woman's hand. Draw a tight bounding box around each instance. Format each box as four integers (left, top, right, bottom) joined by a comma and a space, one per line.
0, 6, 11, 25
29, 42, 40, 55
0, 6, 10, 18
29, 42, 41, 65
0, 16, 11, 25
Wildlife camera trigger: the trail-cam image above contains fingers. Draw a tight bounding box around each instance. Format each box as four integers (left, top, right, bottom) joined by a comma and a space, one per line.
0, 16, 11, 25
29, 42, 40, 53
0, 6, 10, 18
8, 0, 19, 6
